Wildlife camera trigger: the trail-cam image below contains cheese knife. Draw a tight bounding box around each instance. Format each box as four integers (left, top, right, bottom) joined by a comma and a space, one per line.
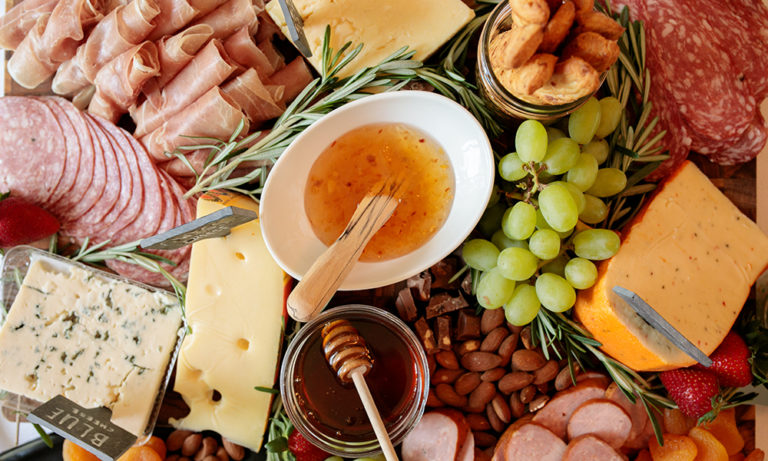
277, 0, 312, 58
140, 206, 258, 250
612, 286, 712, 367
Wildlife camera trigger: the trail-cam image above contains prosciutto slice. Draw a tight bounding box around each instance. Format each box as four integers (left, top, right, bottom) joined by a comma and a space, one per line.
267, 57, 314, 105
8, 0, 105, 89
222, 68, 284, 126
89, 41, 160, 122
223, 26, 278, 77
51, 0, 160, 95
139, 87, 248, 161
0, 0, 58, 51
190, 0, 257, 39
132, 39, 237, 136
146, 0, 198, 40
156, 24, 213, 86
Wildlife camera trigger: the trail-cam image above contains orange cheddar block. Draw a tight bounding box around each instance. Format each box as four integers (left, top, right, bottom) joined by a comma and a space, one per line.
574, 161, 768, 371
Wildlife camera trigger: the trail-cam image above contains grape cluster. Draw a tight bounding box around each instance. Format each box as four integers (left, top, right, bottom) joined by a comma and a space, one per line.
464, 97, 626, 326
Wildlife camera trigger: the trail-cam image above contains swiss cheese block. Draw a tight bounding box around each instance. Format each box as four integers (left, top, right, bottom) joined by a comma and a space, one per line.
574, 161, 768, 372
265, 0, 474, 77
0, 257, 183, 435
171, 190, 286, 451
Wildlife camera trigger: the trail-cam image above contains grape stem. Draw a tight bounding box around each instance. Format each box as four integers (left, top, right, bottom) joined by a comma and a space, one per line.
521, 162, 548, 203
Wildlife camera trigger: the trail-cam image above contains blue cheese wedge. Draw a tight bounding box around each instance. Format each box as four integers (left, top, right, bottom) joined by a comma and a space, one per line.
0, 257, 183, 435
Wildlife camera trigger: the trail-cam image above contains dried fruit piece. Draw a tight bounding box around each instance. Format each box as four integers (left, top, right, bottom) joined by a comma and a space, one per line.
648, 433, 698, 461
117, 447, 162, 461
62, 440, 100, 461
702, 408, 744, 456
663, 408, 697, 436
688, 427, 728, 461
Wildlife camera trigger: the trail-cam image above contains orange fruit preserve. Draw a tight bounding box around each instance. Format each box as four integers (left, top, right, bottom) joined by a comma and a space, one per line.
304, 123, 455, 261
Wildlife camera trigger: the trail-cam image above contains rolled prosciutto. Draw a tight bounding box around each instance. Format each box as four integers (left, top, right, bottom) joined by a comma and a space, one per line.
132, 39, 237, 136
146, 0, 198, 40
0, 0, 58, 50
139, 87, 248, 160
267, 57, 314, 105
6, 14, 51, 89
89, 41, 160, 122
156, 24, 213, 86
222, 68, 284, 126
190, 0, 257, 39
223, 26, 279, 77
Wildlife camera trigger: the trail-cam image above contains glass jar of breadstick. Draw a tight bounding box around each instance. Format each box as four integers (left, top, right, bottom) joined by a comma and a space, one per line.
477, 0, 623, 121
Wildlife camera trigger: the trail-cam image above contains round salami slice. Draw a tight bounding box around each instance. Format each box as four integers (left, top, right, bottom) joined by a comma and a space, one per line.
724, 0, 768, 98
0, 96, 66, 205
706, 114, 768, 166
61, 108, 107, 226
35, 97, 78, 208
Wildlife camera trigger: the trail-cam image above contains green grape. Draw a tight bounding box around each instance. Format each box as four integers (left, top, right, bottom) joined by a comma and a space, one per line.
538, 182, 578, 232
579, 194, 609, 224
504, 284, 541, 326
326, 458, 344, 461
497, 247, 538, 281
462, 239, 499, 271
515, 120, 548, 163
586, 168, 627, 197
562, 181, 585, 214
478, 202, 506, 237
582, 139, 610, 164
476, 267, 516, 309
573, 229, 621, 260
352, 455, 386, 461
528, 229, 560, 260
492, 229, 528, 250
499, 152, 528, 181
487, 186, 501, 208
595, 97, 623, 139
547, 127, 566, 142
564, 257, 598, 289
536, 208, 574, 238
542, 137, 580, 175
541, 254, 568, 276
502, 202, 537, 240
535, 273, 576, 312
566, 153, 599, 191
568, 97, 602, 144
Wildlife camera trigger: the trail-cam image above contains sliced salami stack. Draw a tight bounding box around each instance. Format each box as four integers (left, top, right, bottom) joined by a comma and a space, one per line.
0, 95, 194, 287
611, 0, 768, 179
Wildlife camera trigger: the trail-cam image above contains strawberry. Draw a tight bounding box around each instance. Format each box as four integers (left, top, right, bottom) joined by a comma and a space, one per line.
0, 194, 60, 247
287, 429, 331, 461
660, 368, 720, 419
705, 331, 753, 388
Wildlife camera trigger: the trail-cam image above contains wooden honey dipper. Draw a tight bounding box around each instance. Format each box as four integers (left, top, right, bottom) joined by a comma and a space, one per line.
321, 319, 399, 461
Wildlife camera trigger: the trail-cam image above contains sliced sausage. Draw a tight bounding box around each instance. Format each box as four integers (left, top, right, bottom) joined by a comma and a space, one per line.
491, 423, 566, 461
563, 434, 624, 461
604, 382, 652, 449
402, 409, 469, 461
566, 399, 632, 449
532, 380, 606, 438
456, 430, 475, 461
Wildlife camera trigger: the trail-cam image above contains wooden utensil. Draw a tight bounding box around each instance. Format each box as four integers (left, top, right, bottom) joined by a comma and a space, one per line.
287, 175, 404, 322
321, 319, 399, 461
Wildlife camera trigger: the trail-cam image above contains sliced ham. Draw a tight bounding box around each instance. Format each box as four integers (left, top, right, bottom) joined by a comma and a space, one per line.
0, 0, 58, 51
254, 10, 280, 43
138, 86, 248, 161
146, 0, 199, 40
563, 435, 624, 461
267, 56, 315, 105
402, 409, 470, 461
531, 379, 607, 439
566, 399, 632, 448
155, 24, 213, 87
492, 423, 567, 461
604, 382, 652, 450
257, 38, 284, 74
132, 39, 237, 136
221, 68, 284, 126
89, 41, 160, 122
51, 0, 160, 95
223, 26, 279, 77
190, 0, 257, 39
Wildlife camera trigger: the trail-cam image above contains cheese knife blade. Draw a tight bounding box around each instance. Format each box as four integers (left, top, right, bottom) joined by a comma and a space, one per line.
277, 0, 312, 58
140, 206, 258, 250
612, 286, 712, 367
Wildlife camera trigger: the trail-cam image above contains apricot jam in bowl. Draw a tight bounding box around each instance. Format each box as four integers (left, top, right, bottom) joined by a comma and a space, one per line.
260, 91, 494, 290
280, 304, 429, 457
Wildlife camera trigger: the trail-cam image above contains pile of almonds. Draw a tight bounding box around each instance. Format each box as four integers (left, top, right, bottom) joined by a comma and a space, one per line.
164, 430, 245, 461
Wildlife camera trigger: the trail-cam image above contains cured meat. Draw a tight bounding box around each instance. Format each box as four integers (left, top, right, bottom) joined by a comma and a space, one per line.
146, 0, 198, 40
221, 68, 284, 126
223, 26, 279, 77
722, 0, 768, 98
51, 0, 160, 95
563, 435, 624, 461
191, 0, 257, 40
565, 399, 632, 448
707, 113, 768, 166
531, 379, 606, 439
604, 383, 652, 450
6, 14, 52, 89
402, 410, 469, 461
267, 57, 314, 105
155, 24, 213, 87
254, 10, 280, 43
0, 0, 58, 50
139, 87, 248, 160
492, 423, 567, 461
257, 38, 284, 75
89, 41, 160, 122
132, 39, 237, 136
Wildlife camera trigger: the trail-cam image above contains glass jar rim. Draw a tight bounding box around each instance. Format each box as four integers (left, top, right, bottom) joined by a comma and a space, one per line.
280, 304, 430, 457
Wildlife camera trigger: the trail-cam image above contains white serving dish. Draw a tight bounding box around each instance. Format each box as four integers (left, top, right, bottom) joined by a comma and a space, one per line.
259, 90, 494, 290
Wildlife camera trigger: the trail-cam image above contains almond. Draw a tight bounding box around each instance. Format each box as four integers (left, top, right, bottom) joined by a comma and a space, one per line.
480, 308, 506, 334
436, 350, 460, 370
454, 372, 482, 395
426, 388, 445, 407
511, 349, 546, 371
480, 327, 509, 352
498, 371, 535, 394
468, 382, 497, 410
485, 402, 505, 432
461, 351, 503, 372
216, 446, 230, 461
194, 437, 218, 461
433, 368, 463, 384
436, 383, 468, 407
555, 366, 575, 391
466, 414, 492, 431
167, 430, 193, 452
533, 360, 560, 384
529, 394, 550, 412
491, 394, 512, 424
497, 334, 518, 367
456, 339, 482, 355
222, 438, 245, 461
473, 431, 498, 448
519, 384, 537, 404
480, 367, 506, 382
520, 325, 534, 349
509, 392, 526, 418
182, 434, 202, 457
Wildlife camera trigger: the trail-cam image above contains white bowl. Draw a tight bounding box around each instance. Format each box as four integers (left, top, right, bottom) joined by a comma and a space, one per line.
259, 91, 494, 290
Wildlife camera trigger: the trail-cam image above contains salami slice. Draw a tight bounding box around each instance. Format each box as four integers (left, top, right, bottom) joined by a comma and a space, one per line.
706, 114, 768, 166
34, 97, 78, 207
724, 0, 768, 98
0, 97, 67, 204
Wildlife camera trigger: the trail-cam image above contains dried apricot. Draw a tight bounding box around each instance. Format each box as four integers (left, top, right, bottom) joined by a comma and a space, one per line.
62, 440, 100, 461
663, 409, 697, 436
636, 449, 652, 461
702, 409, 744, 456
138, 436, 166, 459
689, 427, 728, 461
730, 454, 745, 461
117, 446, 163, 461
649, 433, 698, 461
745, 449, 766, 461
